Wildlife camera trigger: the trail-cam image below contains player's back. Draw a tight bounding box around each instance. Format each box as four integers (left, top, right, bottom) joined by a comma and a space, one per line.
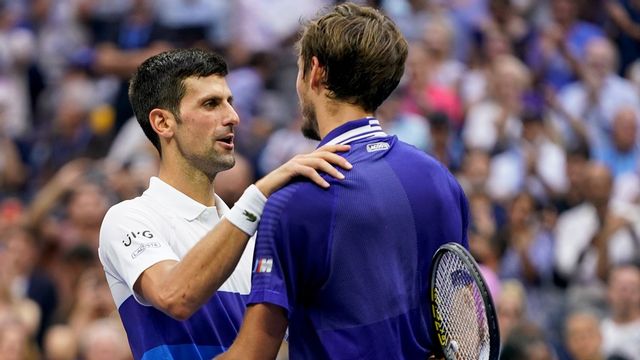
252, 130, 469, 359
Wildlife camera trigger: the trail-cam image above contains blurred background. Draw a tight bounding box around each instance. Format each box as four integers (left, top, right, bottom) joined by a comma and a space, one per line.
0, 0, 640, 359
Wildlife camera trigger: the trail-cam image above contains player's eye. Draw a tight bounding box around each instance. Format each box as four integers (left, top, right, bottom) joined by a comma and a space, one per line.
204, 99, 221, 108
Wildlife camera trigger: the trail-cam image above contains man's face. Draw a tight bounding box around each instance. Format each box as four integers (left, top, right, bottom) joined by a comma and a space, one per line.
608, 267, 640, 320
612, 108, 638, 152
565, 313, 602, 360
173, 75, 239, 179
296, 57, 320, 141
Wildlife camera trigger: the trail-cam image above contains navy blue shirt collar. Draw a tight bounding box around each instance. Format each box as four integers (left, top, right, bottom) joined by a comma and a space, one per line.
318, 117, 388, 147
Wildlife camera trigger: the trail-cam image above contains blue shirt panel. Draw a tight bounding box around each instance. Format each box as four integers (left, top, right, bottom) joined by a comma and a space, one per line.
249, 130, 469, 359
118, 291, 246, 360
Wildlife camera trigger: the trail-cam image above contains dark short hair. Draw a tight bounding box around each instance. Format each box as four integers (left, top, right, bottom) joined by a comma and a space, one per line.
297, 2, 408, 112
128, 48, 228, 154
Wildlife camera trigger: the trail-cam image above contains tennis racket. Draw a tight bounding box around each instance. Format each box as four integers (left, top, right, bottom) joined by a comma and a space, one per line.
429, 242, 500, 360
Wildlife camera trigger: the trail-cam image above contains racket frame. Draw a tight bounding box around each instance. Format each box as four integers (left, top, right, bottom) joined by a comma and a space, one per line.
428, 242, 500, 360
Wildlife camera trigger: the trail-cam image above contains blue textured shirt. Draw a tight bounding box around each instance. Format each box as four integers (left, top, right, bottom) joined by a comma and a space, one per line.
248, 118, 470, 359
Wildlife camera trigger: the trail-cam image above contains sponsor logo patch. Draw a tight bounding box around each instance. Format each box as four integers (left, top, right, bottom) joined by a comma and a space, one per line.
366, 142, 390, 152
122, 230, 155, 247
131, 242, 161, 259
253, 257, 273, 273
243, 210, 257, 222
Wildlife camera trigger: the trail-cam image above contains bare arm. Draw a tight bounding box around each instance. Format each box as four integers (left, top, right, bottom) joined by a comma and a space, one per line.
93, 42, 173, 78
594, 214, 629, 281
133, 145, 351, 320
26, 159, 89, 227
0, 135, 26, 190
216, 303, 288, 360
134, 219, 253, 320
607, 1, 640, 40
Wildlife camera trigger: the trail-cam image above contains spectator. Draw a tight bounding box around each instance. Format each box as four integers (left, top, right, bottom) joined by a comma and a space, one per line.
554, 144, 590, 213
0, 1, 36, 138
43, 325, 79, 360
605, 0, 640, 75
463, 55, 531, 154
461, 27, 513, 110
550, 37, 640, 151
496, 280, 528, 344
500, 321, 556, 360
0, 315, 40, 360
78, 318, 132, 360
563, 309, 606, 360
554, 162, 638, 288
526, 0, 604, 90
601, 263, 640, 360
498, 192, 557, 328
427, 111, 463, 171
0, 127, 27, 196
91, 0, 172, 133
485, 110, 568, 202
67, 268, 116, 335
592, 106, 640, 179
402, 42, 463, 126
377, 88, 430, 152
1, 226, 57, 346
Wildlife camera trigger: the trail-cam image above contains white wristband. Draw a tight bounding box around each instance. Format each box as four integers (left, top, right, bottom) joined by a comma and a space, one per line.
224, 185, 267, 236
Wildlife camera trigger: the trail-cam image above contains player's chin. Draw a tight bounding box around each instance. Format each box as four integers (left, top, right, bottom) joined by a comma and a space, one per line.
215, 153, 236, 171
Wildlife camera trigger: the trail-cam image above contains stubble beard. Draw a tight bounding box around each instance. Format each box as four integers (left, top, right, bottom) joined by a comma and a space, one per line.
178, 141, 235, 181
172, 112, 236, 180
300, 98, 320, 141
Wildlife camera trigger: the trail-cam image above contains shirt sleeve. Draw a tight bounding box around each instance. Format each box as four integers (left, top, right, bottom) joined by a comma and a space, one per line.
98, 203, 180, 305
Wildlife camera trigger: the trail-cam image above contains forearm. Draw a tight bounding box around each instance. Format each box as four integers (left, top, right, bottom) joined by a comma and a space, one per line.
594, 227, 613, 282
142, 183, 267, 319
93, 42, 171, 77
152, 220, 251, 319
607, 2, 640, 40
518, 248, 541, 284
217, 303, 288, 360
0, 137, 25, 188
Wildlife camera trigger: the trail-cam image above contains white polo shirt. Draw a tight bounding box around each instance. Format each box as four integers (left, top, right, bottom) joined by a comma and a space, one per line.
98, 177, 254, 359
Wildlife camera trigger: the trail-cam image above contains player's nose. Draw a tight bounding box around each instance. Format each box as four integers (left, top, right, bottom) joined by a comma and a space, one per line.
222, 103, 240, 127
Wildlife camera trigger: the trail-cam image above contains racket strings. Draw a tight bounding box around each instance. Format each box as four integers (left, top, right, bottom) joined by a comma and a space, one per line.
434, 252, 491, 360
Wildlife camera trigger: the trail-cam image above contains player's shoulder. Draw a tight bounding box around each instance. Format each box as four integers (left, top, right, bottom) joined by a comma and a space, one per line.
390, 138, 455, 175
100, 194, 168, 241
102, 196, 152, 224
264, 177, 334, 222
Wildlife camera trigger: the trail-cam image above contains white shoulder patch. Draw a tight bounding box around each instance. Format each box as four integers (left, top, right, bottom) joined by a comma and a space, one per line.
366, 142, 390, 152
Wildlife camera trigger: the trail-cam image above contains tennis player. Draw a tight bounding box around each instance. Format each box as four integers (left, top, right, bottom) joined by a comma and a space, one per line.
98, 48, 352, 359
218, 3, 469, 359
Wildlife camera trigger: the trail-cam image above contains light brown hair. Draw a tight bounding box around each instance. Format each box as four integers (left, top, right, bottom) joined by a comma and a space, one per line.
298, 2, 408, 112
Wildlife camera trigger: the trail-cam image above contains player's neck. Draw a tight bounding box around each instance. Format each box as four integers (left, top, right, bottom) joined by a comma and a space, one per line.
158, 157, 216, 207
317, 101, 373, 140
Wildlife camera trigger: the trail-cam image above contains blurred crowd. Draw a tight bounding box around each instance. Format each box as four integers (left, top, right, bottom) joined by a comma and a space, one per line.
0, 0, 640, 359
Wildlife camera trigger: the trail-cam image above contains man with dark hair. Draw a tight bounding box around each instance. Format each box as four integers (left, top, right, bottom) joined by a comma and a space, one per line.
98, 48, 352, 359
219, 3, 469, 359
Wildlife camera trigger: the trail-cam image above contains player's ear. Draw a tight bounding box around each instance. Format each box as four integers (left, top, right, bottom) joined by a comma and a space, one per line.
309, 56, 325, 92
149, 108, 176, 140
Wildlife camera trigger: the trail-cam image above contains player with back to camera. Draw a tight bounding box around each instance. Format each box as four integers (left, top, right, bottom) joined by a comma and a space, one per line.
218, 3, 469, 359
98, 48, 352, 359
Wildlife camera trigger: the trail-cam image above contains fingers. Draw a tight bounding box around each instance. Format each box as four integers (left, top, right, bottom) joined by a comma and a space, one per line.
299, 157, 346, 181
316, 144, 351, 153
256, 145, 352, 196
296, 166, 331, 189
308, 151, 353, 170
